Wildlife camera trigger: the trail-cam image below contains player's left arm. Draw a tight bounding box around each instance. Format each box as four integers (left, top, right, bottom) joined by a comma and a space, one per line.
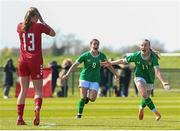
154, 66, 170, 90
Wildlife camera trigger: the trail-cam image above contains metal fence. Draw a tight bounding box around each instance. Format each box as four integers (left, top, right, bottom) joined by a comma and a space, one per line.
0, 67, 179, 97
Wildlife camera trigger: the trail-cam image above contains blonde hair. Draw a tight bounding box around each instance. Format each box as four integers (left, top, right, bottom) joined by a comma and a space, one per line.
62, 58, 73, 68
23, 7, 39, 32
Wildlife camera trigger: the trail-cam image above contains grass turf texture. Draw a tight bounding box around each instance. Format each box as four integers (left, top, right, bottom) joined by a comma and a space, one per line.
0, 89, 180, 130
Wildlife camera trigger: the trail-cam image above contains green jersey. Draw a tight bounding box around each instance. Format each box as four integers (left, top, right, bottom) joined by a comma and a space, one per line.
126, 51, 159, 84
76, 51, 107, 83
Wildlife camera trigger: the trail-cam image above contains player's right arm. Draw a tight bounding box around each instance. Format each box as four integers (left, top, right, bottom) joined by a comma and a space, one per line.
61, 62, 80, 80
61, 52, 86, 80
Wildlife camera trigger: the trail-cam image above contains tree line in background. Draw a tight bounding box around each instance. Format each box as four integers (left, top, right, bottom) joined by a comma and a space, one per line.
0, 32, 179, 60
41, 32, 178, 55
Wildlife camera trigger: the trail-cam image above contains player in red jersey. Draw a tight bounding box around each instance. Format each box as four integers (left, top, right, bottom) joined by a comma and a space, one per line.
16, 7, 55, 126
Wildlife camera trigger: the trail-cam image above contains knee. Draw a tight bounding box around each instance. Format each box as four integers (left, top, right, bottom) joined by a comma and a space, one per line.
142, 94, 148, 99
89, 98, 96, 102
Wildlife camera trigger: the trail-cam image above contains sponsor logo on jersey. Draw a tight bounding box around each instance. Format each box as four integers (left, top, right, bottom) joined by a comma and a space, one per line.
148, 61, 152, 66
137, 61, 140, 64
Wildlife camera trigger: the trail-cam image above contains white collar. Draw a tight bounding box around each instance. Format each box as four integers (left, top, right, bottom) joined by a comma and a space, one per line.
141, 53, 151, 60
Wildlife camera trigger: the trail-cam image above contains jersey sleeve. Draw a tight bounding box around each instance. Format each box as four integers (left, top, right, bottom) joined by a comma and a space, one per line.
76, 52, 86, 63
152, 53, 159, 67
101, 53, 107, 62
125, 52, 136, 63
38, 23, 51, 35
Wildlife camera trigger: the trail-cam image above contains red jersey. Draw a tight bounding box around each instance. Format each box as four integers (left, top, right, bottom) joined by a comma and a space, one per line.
17, 22, 50, 63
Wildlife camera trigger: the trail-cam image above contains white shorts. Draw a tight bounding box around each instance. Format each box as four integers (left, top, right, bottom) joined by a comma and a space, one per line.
79, 80, 99, 92
134, 77, 154, 90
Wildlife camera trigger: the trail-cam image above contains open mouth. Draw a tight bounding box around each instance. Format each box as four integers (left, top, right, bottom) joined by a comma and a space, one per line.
141, 49, 146, 53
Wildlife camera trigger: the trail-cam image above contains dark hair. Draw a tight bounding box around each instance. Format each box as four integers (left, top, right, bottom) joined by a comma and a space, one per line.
143, 39, 160, 59
90, 39, 100, 45
23, 7, 39, 32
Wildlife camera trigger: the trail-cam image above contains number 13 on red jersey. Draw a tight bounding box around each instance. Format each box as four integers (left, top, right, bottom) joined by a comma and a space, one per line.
22, 33, 35, 51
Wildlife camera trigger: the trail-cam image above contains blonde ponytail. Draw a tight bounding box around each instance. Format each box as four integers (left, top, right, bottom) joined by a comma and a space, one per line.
150, 48, 160, 59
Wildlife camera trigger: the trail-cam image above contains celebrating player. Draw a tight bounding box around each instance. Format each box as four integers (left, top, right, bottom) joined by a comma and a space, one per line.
61, 39, 119, 118
16, 7, 55, 125
103, 39, 170, 121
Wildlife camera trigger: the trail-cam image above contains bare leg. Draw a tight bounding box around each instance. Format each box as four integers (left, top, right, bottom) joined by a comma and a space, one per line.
17, 77, 29, 104
76, 87, 88, 118
32, 79, 43, 126
136, 81, 161, 120
88, 89, 98, 102
16, 76, 29, 125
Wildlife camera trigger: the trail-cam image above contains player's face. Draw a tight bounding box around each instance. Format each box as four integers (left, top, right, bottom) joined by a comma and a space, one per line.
140, 41, 150, 55
91, 41, 99, 51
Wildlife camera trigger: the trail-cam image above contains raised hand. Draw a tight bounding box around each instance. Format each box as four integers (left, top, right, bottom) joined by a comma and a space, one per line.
37, 12, 44, 23
100, 61, 111, 67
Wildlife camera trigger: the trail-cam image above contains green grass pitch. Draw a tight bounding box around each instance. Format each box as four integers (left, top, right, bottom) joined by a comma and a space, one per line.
0, 89, 180, 130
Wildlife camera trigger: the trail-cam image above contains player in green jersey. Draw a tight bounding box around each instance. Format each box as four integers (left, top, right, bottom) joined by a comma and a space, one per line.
61, 39, 119, 118
103, 39, 170, 121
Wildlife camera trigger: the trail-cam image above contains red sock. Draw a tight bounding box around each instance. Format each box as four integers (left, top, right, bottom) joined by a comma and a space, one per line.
35, 98, 42, 111
17, 104, 25, 120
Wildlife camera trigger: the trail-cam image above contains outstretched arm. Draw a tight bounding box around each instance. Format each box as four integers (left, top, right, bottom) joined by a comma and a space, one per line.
107, 66, 119, 80
110, 59, 126, 65
154, 66, 170, 90
61, 62, 80, 80
100, 61, 119, 79
101, 58, 126, 67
